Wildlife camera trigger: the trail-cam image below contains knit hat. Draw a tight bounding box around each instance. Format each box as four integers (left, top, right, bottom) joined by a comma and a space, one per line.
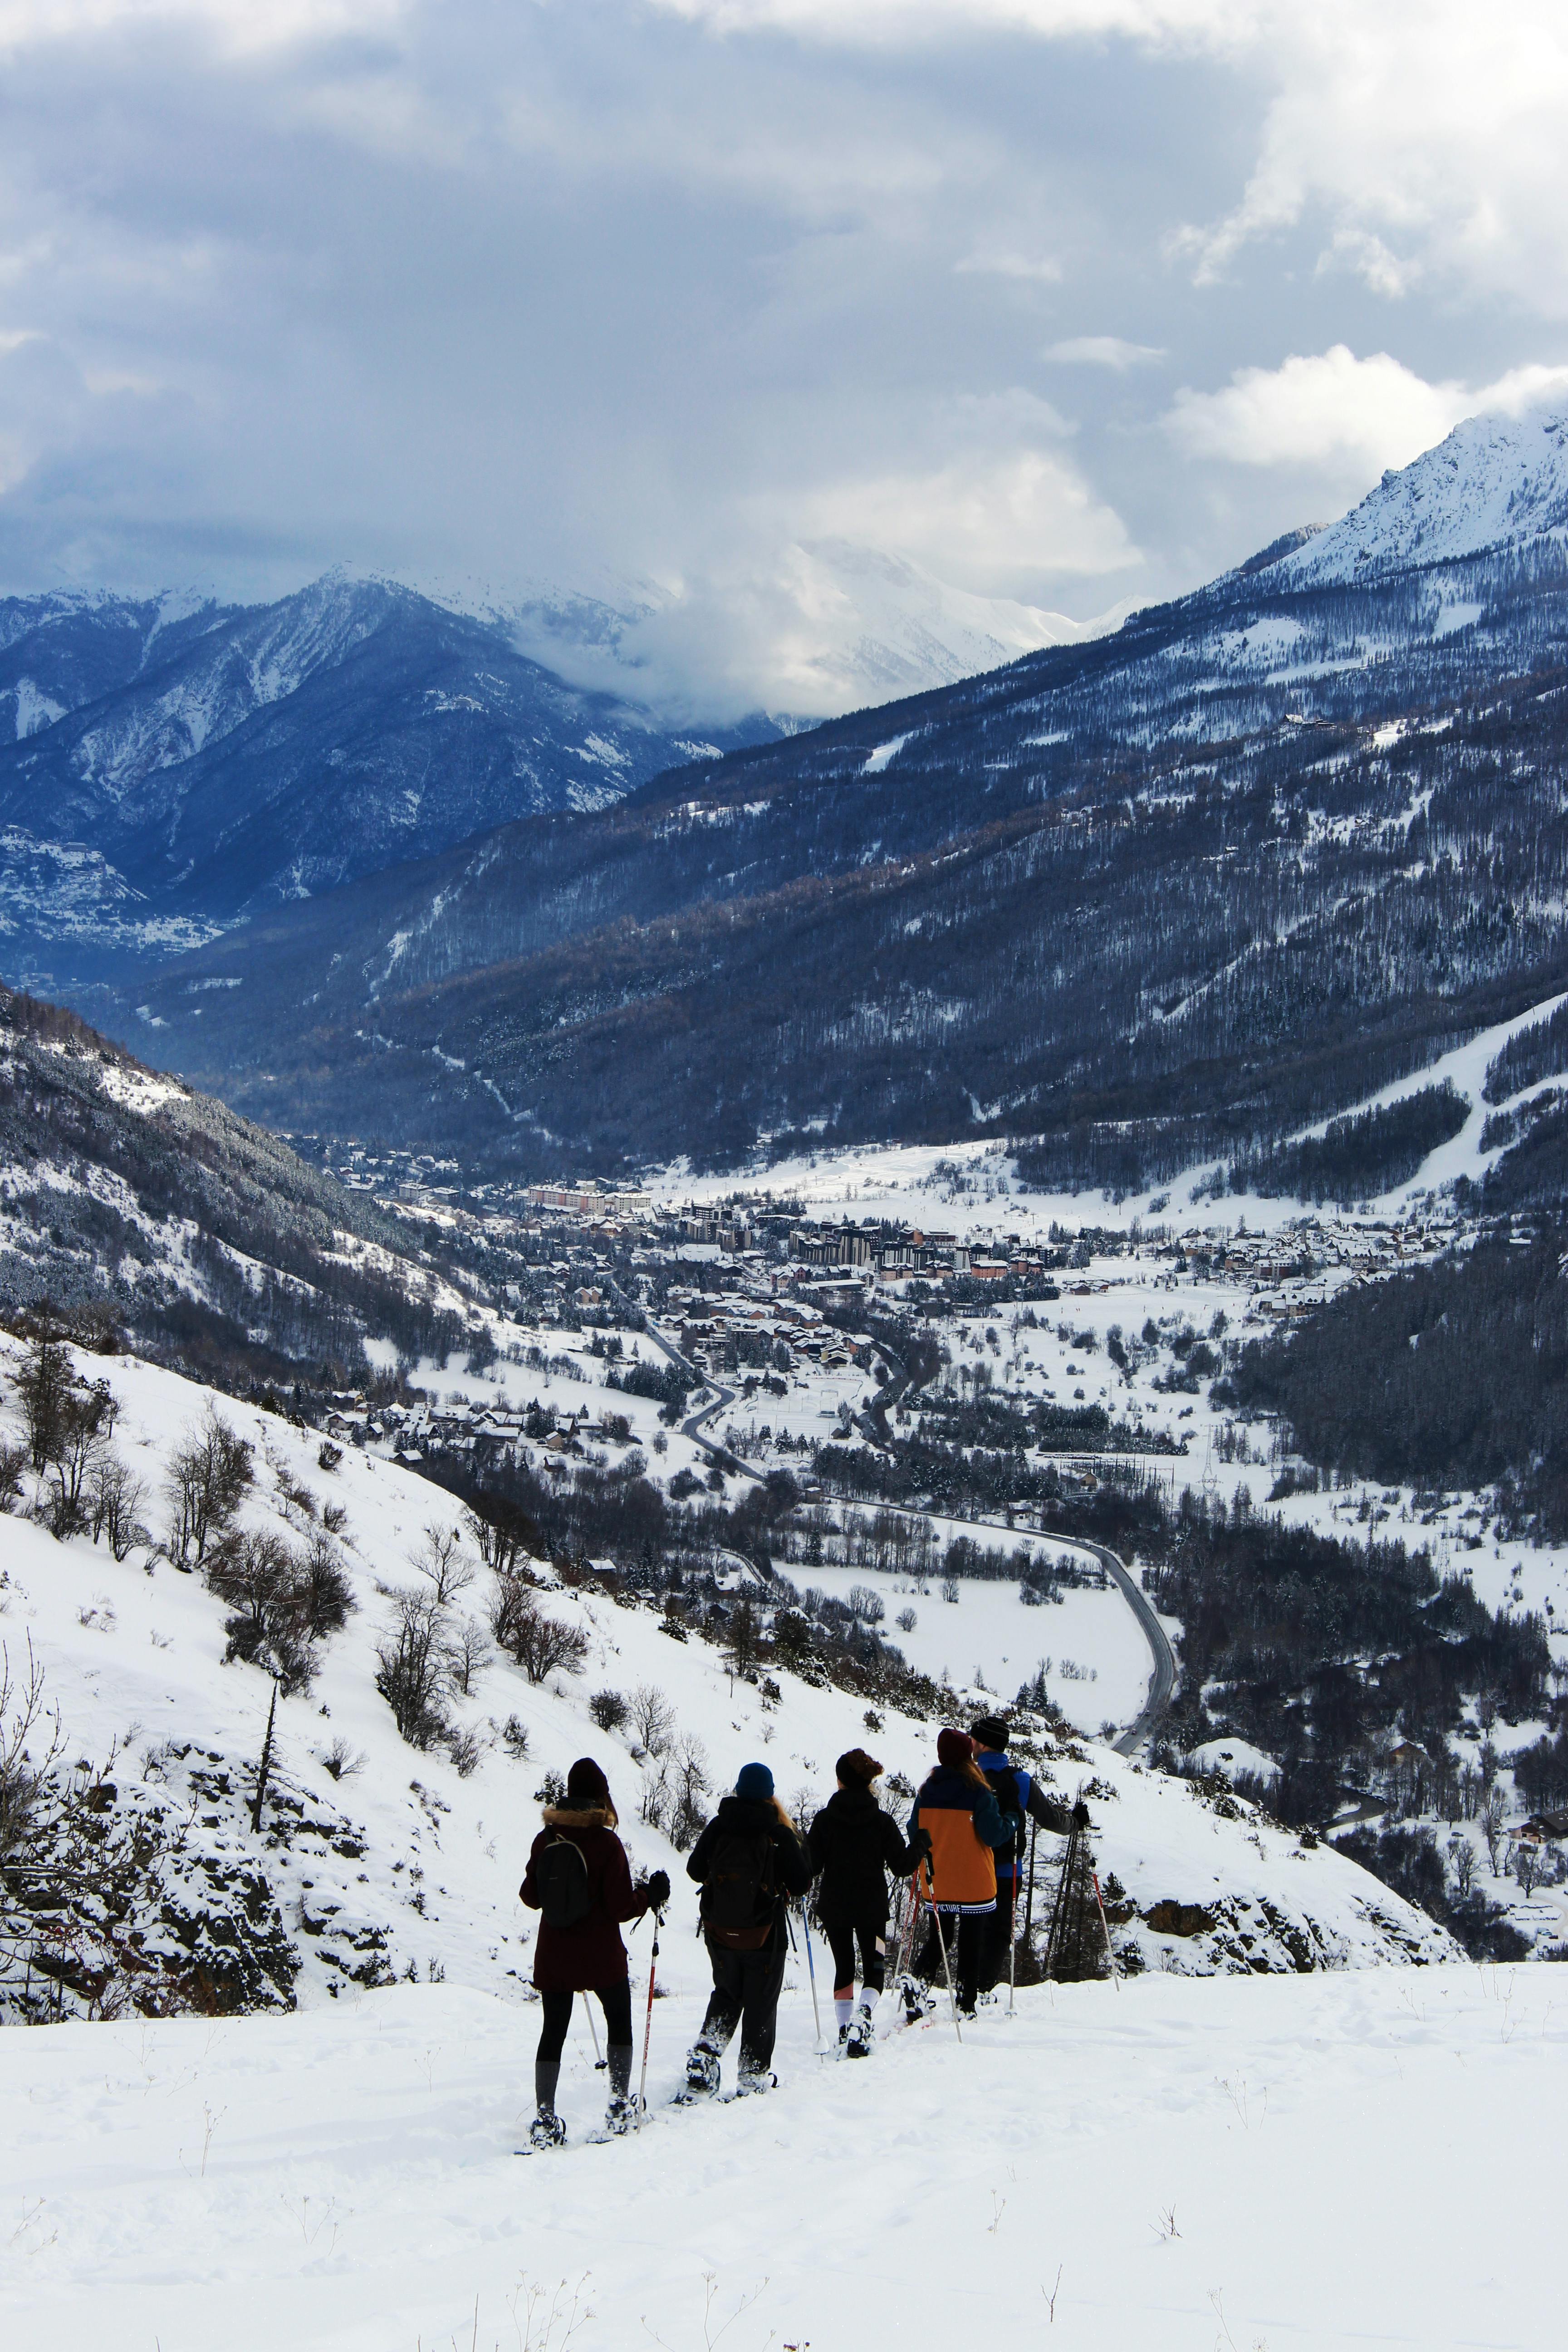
735, 1761, 775, 1801
970, 1715, 1010, 1753
835, 1748, 882, 1788
565, 1756, 611, 1807
936, 1728, 975, 1769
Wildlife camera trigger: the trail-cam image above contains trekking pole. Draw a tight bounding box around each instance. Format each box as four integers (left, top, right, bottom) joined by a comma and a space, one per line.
635, 1906, 663, 2127
925, 1855, 962, 2044
788, 1907, 824, 2051
1007, 1877, 1018, 2017
585, 1995, 607, 2070
1091, 1872, 1121, 1991
1023, 1819, 1039, 1942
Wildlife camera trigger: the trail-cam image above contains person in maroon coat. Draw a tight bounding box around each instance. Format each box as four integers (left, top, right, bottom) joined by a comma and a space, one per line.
519, 1757, 669, 2145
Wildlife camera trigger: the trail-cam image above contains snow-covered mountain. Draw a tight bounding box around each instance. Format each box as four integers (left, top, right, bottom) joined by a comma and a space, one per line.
1279, 401, 1568, 583
498, 540, 1118, 727
0, 576, 775, 988
112, 398, 1568, 1182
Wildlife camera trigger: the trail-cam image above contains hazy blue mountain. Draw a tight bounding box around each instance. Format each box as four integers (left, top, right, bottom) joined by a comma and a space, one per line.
56, 403, 1568, 1181
0, 573, 775, 989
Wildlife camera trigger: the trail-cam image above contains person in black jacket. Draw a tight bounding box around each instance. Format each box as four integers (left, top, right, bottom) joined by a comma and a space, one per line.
970, 1712, 1088, 1997
683, 1761, 813, 2096
807, 1748, 927, 2057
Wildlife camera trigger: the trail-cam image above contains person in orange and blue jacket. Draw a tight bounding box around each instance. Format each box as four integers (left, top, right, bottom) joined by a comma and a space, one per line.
906, 1727, 1012, 2018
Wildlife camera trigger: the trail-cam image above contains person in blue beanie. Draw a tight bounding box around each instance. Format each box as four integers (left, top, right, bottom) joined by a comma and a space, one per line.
681, 1761, 812, 2096
970, 1712, 1087, 1997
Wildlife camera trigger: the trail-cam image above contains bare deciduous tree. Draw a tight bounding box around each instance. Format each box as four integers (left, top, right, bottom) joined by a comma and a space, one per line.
165, 1409, 253, 1570
86, 1451, 148, 1562
375, 1591, 456, 1749
464, 1496, 540, 1579
1446, 1833, 1477, 1899
629, 1683, 674, 1757
504, 1597, 590, 1686
450, 1617, 492, 1698
409, 1524, 474, 1607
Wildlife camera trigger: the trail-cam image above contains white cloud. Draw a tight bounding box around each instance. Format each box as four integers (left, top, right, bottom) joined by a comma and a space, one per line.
1165, 346, 1568, 477
666, 3, 1568, 318
789, 446, 1137, 593
1044, 335, 1164, 368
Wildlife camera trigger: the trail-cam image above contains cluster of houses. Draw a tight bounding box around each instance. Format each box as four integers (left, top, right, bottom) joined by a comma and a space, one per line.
663, 1287, 876, 1382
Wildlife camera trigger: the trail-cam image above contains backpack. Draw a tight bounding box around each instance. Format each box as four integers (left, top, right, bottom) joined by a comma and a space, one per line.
987, 1765, 1026, 1866
700, 1829, 778, 1951
535, 1832, 593, 1930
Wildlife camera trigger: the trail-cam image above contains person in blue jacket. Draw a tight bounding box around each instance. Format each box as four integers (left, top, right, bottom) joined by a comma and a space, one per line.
970, 1712, 1087, 1996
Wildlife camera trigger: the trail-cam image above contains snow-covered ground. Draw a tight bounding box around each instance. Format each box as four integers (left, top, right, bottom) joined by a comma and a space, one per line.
776, 1553, 1154, 1738
653, 983, 1568, 1233
0, 1334, 1454, 2003
3, 1964, 1560, 2352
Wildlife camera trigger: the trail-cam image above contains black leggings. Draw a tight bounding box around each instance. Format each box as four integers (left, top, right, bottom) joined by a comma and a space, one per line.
535, 1979, 633, 2063
915, 1910, 990, 2013
824, 1916, 890, 1997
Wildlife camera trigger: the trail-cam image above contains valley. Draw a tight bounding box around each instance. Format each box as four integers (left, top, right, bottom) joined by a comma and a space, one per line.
6, 410, 1568, 2352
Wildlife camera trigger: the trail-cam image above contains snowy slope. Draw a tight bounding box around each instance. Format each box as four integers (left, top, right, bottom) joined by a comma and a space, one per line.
1, 1965, 1560, 2352
1281, 401, 1568, 583
0, 1338, 1457, 2029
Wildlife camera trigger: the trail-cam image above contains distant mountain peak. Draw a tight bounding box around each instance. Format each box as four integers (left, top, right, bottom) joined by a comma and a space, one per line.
1279, 401, 1568, 584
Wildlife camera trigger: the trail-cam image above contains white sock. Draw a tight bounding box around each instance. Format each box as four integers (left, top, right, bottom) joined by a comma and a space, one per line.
834, 1997, 853, 2030
859, 1989, 880, 2019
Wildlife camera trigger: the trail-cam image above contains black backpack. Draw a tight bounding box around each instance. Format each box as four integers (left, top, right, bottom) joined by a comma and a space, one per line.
535, 1833, 592, 1930
987, 1765, 1026, 1867
700, 1829, 778, 1950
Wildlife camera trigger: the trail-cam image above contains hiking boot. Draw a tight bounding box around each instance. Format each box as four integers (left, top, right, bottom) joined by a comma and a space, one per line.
844, 2016, 872, 2058
735, 2065, 776, 2097
684, 2042, 721, 2097
529, 2112, 567, 2150
603, 2092, 637, 2137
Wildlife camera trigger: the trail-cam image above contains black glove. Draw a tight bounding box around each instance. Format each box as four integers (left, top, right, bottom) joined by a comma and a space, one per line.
911, 1824, 933, 1859
1071, 1801, 1090, 1831
642, 1869, 671, 1911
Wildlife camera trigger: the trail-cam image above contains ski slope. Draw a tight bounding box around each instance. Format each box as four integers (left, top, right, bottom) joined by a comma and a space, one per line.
1, 1964, 1559, 2352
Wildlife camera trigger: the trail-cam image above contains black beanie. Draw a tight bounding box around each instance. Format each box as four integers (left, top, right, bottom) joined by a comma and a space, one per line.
970, 1715, 1010, 1752
565, 1756, 611, 1807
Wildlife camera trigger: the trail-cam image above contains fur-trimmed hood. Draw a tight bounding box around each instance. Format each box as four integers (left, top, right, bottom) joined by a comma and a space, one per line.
542, 1804, 615, 1831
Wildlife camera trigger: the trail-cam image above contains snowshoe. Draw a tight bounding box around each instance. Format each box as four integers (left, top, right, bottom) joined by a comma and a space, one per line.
844, 2016, 872, 2059
601, 2093, 637, 2138
734, 2066, 776, 2097
528, 2112, 567, 2151
899, 1972, 935, 2025
683, 2043, 721, 2098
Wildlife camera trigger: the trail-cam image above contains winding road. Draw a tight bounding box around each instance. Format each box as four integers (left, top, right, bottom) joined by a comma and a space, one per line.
623, 1293, 1176, 1750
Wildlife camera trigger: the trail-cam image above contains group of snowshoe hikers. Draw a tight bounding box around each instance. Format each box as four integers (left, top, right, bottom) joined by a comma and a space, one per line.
519, 1717, 1088, 2146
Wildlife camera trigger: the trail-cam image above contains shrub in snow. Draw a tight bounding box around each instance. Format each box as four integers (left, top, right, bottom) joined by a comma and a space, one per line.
493, 1588, 590, 1685
589, 1688, 629, 1731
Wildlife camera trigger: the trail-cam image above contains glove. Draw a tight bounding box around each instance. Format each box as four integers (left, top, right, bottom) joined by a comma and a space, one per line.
1071, 1801, 1090, 1830
642, 1869, 671, 1911
911, 1825, 933, 1859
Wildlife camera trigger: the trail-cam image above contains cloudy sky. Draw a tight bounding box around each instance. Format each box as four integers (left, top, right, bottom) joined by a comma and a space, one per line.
2, 0, 1567, 715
